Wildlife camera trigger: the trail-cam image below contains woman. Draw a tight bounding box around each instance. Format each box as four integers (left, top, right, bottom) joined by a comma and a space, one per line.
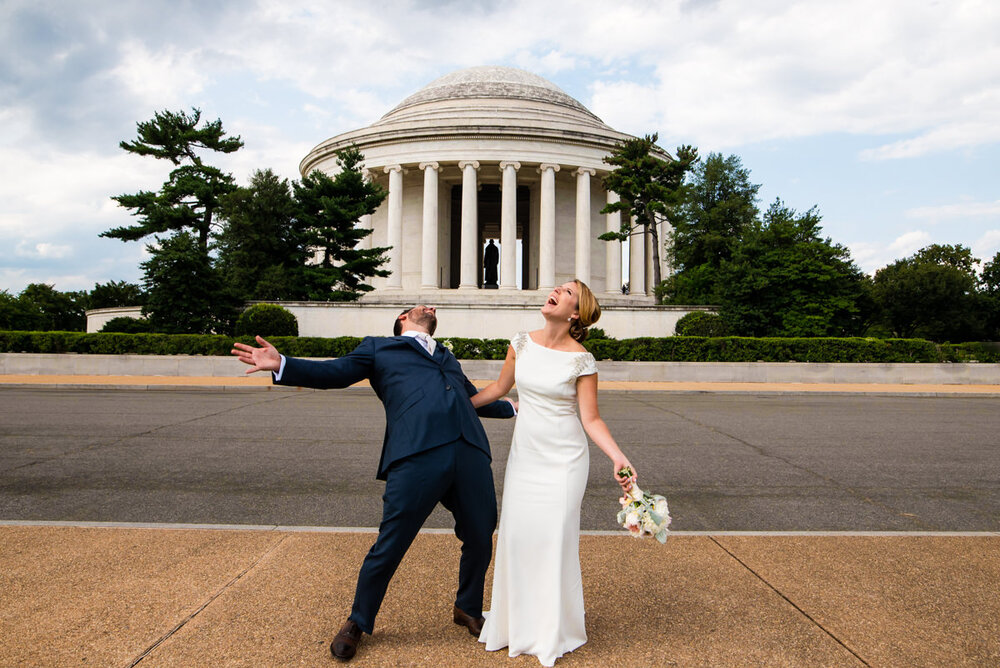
472, 279, 636, 667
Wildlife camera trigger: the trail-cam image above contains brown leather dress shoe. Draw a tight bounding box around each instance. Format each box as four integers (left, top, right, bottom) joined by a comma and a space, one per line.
330, 619, 363, 661
453, 605, 486, 636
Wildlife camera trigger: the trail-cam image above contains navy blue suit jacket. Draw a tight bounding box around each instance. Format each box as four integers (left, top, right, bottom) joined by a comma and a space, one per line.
275, 335, 514, 479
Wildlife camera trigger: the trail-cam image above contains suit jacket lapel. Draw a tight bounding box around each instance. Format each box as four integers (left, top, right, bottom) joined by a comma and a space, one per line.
401, 334, 438, 360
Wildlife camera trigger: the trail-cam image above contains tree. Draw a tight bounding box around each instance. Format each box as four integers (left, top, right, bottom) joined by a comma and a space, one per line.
89, 280, 146, 309
870, 244, 983, 341
16, 283, 89, 331
0, 284, 91, 331
140, 232, 239, 334
103, 108, 243, 253
293, 148, 390, 301
0, 289, 38, 330
981, 251, 1000, 339
716, 200, 866, 337
600, 135, 698, 287
215, 169, 306, 300
666, 153, 761, 304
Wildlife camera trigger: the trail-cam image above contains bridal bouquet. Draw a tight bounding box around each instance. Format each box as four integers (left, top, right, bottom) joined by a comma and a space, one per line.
616, 466, 671, 543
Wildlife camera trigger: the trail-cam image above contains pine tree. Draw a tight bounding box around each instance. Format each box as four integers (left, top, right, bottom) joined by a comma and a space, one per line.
293, 148, 390, 301
215, 169, 306, 300
600, 135, 698, 287
140, 232, 239, 334
103, 108, 243, 253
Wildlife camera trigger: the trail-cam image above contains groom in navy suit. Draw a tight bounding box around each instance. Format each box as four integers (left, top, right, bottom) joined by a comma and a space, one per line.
231, 305, 515, 661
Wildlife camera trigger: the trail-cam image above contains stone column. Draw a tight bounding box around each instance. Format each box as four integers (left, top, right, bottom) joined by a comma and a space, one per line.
537, 163, 560, 289
629, 217, 646, 296
605, 190, 621, 294
499, 161, 520, 290
658, 218, 672, 279
357, 214, 373, 250
646, 229, 655, 294
419, 162, 440, 290
358, 169, 372, 250
384, 164, 404, 290
573, 167, 595, 284
458, 160, 480, 289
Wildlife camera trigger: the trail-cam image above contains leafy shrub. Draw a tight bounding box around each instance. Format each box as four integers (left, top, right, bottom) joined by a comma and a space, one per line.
436, 337, 510, 360
587, 327, 609, 340
939, 342, 1000, 363
99, 316, 154, 333
0, 331, 993, 363
675, 312, 728, 337
235, 303, 298, 337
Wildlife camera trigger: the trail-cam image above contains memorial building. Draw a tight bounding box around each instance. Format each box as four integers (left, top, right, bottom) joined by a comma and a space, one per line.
291, 66, 695, 338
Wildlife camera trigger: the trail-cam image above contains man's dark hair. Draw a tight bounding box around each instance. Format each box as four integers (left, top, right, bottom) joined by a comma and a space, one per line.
392, 308, 412, 336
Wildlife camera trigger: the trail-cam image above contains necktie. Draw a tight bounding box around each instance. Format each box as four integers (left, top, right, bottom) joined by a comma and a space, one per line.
416, 333, 436, 356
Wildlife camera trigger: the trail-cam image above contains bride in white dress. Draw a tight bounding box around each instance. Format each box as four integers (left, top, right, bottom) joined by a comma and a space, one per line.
471, 280, 636, 667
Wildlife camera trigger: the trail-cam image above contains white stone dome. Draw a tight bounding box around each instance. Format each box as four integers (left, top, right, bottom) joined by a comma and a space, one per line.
300, 65, 634, 176
383, 65, 601, 122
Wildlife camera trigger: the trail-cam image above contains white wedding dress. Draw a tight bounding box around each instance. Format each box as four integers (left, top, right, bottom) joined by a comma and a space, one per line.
479, 331, 598, 667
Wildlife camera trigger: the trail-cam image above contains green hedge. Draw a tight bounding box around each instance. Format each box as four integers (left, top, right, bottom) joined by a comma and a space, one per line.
584, 336, 943, 363
235, 304, 299, 337
0, 331, 361, 358
938, 342, 1000, 363
0, 330, 995, 363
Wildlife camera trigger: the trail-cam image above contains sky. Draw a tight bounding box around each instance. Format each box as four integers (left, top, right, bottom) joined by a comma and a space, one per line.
2, 0, 999, 295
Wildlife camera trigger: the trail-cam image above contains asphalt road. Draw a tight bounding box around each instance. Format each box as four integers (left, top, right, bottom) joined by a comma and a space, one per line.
1, 387, 997, 531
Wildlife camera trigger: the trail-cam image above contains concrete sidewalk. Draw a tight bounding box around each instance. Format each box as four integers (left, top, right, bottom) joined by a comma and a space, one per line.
1, 525, 997, 667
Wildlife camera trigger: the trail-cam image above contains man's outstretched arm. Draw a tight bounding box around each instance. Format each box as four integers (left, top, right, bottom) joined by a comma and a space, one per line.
232, 335, 373, 389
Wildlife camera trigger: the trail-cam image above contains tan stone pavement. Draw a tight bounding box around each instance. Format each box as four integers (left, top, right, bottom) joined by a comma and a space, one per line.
1, 526, 997, 667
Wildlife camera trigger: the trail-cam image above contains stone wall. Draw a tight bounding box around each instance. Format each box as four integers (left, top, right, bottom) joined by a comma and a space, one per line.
4, 353, 999, 385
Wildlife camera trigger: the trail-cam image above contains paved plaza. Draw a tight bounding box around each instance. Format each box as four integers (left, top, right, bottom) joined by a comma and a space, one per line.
1, 379, 998, 666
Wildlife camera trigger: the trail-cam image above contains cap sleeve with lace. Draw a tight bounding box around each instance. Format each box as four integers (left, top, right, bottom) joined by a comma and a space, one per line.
511, 331, 529, 357
572, 352, 598, 379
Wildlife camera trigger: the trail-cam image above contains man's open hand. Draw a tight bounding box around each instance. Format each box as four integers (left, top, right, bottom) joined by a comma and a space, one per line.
231, 335, 281, 374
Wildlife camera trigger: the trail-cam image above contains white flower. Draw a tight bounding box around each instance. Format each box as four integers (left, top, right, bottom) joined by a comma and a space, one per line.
654, 498, 669, 517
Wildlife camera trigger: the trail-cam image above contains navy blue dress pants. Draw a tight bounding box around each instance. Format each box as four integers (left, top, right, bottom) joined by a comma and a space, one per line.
348, 438, 497, 634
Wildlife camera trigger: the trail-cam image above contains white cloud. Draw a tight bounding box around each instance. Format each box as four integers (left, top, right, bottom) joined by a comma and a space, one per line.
973, 230, 1000, 261
512, 50, 577, 77
581, 0, 1000, 155
845, 241, 891, 275
17, 242, 74, 259
214, 118, 315, 184
109, 40, 211, 109
889, 230, 932, 257
906, 200, 1000, 221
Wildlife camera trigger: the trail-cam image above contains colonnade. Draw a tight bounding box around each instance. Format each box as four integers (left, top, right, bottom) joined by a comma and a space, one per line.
360, 161, 651, 296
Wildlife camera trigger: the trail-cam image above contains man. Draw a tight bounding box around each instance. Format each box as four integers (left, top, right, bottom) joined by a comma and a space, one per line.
231, 306, 515, 662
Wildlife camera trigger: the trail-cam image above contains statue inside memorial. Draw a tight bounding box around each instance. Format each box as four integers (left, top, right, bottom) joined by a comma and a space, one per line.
483, 239, 499, 289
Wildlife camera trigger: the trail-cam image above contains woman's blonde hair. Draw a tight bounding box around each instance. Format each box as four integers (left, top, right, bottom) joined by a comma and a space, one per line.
569, 279, 601, 343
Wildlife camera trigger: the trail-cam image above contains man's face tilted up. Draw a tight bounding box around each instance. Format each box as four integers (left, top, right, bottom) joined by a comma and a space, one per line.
396, 305, 438, 336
